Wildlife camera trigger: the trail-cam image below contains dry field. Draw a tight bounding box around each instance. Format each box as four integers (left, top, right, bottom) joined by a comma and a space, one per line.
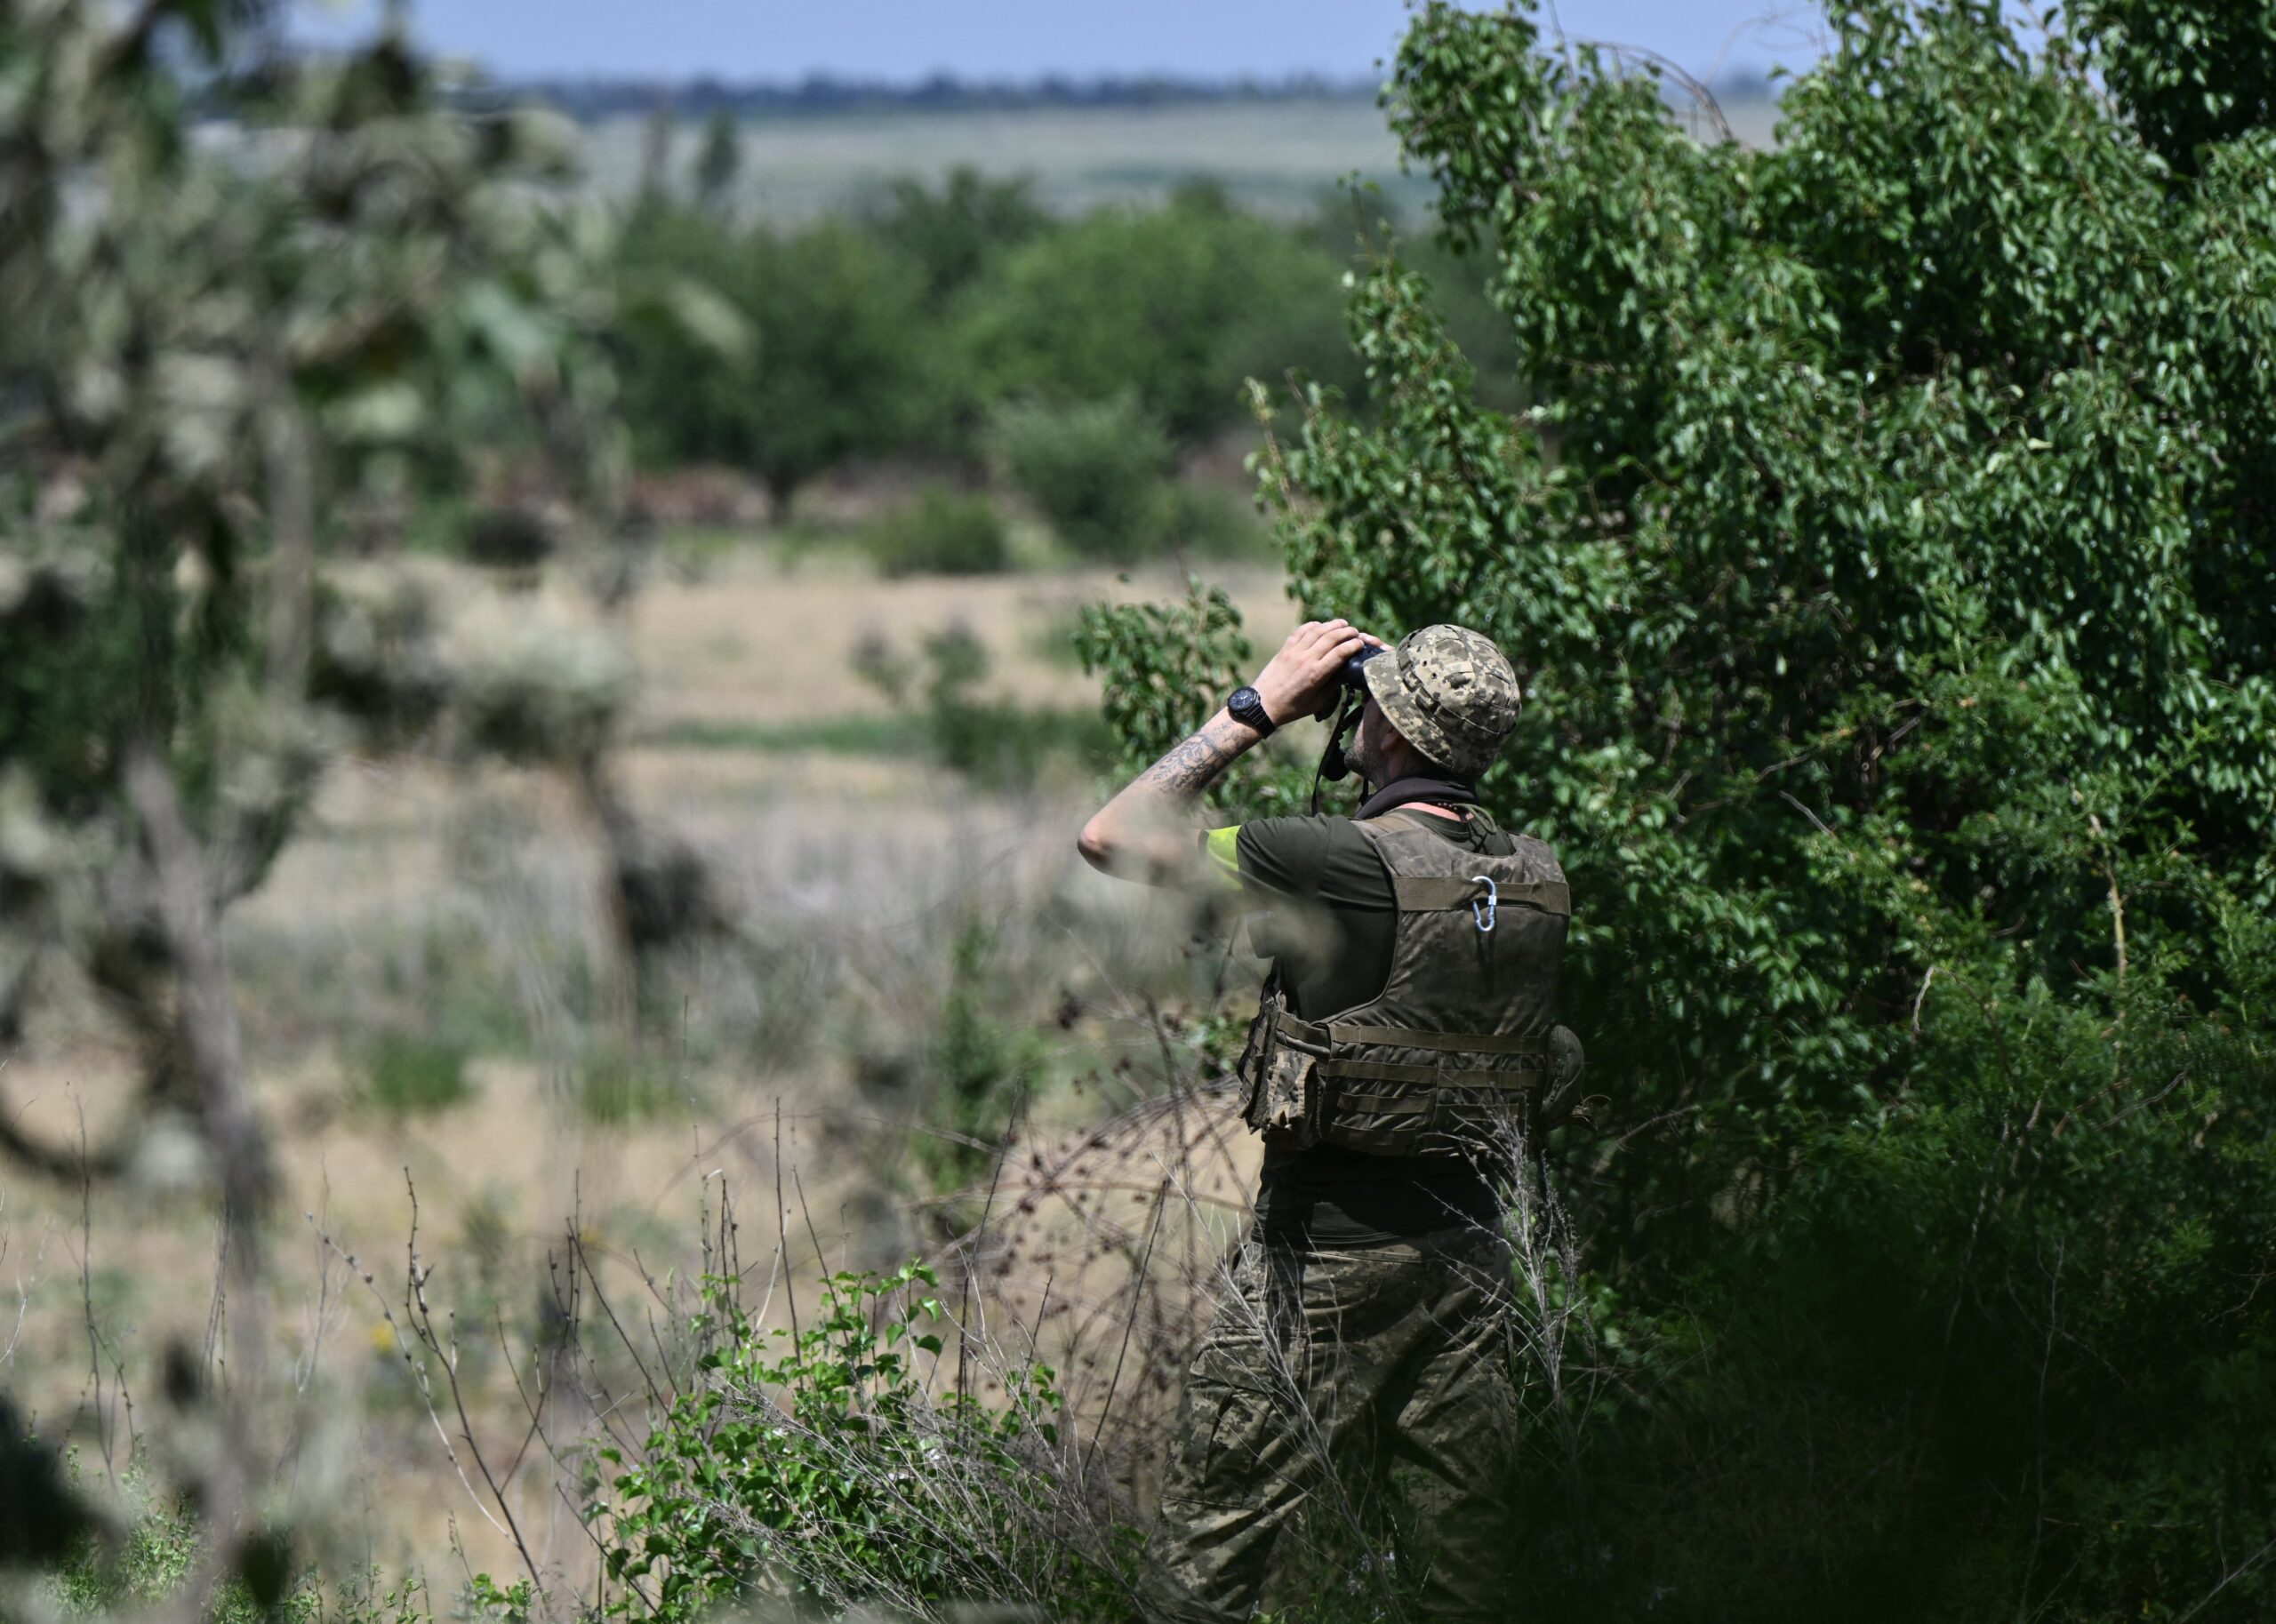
582, 98, 1431, 222
572, 93, 1781, 224
0, 540, 1296, 1586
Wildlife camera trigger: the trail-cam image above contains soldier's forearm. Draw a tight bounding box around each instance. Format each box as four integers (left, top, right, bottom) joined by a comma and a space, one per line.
1077, 708, 1262, 880
1134, 708, 1256, 800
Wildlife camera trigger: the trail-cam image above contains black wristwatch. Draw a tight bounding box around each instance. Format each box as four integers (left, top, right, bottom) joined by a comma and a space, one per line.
1227, 685, 1277, 738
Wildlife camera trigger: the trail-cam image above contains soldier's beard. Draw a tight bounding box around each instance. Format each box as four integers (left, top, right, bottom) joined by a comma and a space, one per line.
1346, 732, 1386, 788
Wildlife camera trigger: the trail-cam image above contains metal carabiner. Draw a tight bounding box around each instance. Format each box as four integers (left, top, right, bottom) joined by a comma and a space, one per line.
1470, 875, 1498, 933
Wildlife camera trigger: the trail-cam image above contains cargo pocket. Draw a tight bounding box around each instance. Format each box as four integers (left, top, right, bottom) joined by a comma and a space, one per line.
1165, 1243, 1287, 1510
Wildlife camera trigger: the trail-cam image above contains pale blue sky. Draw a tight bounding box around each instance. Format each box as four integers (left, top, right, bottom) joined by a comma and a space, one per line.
295, 2, 1829, 84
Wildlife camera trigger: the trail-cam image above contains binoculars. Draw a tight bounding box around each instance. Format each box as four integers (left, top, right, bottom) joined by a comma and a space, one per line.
1317, 644, 1385, 786
1340, 644, 1387, 692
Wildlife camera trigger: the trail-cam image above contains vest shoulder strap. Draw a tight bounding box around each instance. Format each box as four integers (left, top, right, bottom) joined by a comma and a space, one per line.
1358, 807, 1440, 836
1353, 815, 1571, 917
1390, 874, 1571, 916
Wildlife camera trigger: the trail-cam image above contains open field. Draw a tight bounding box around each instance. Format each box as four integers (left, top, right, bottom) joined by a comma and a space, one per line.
587, 97, 1429, 220
576, 92, 1780, 220
0, 539, 1295, 1585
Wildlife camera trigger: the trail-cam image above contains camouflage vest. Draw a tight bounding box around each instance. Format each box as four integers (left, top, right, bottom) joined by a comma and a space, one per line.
1238, 808, 1570, 1159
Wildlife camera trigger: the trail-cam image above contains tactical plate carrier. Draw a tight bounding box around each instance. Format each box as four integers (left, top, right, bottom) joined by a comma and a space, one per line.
1238, 808, 1570, 1159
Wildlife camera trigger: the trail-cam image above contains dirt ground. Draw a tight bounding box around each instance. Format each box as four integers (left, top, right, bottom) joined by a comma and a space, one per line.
0, 541, 1292, 1586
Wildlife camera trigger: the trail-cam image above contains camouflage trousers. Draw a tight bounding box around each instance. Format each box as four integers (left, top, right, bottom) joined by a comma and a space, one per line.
1142, 1222, 1521, 1622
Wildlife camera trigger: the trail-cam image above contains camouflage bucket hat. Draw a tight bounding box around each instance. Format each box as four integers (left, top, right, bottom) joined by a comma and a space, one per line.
1361, 623, 1521, 779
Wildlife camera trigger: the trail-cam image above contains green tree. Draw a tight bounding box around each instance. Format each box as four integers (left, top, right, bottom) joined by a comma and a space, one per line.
1084, 4, 2276, 1618
2075, 0, 2276, 173
613, 212, 934, 512
1298, 186, 1529, 417
610, 203, 764, 468
958, 185, 1357, 443
866, 164, 1053, 308
693, 108, 742, 208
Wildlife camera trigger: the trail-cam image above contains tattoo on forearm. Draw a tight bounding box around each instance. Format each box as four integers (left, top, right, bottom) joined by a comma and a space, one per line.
1081, 714, 1250, 875
1139, 727, 1235, 798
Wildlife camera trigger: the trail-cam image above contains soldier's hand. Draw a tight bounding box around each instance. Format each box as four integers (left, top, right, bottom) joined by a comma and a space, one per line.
1251, 619, 1380, 724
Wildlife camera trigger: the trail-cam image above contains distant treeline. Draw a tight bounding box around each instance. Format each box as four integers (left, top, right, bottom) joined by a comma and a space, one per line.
465, 71, 1381, 124
459, 68, 1775, 124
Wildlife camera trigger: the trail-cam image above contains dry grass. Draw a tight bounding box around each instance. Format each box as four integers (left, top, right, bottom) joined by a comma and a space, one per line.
0, 539, 1294, 1586
971, 1080, 1260, 1487
626, 545, 1289, 731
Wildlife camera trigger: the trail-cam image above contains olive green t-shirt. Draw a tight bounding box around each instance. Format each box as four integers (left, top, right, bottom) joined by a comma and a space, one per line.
1206, 804, 1517, 1246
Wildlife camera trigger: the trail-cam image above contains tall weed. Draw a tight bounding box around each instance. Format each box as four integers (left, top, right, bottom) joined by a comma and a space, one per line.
589, 1262, 1137, 1620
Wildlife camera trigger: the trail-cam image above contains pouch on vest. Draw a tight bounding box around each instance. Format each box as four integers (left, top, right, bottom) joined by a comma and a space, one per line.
1242, 808, 1571, 1162
1238, 972, 1330, 1149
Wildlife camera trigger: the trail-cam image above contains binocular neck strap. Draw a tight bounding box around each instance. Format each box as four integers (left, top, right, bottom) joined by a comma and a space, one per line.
1310, 689, 1365, 816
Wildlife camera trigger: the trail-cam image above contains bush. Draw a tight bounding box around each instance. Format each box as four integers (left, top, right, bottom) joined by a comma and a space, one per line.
589, 1262, 1134, 1620
862, 484, 1012, 577
1150, 481, 1272, 559
914, 624, 1115, 788
573, 1043, 680, 1124
362, 1034, 475, 1116
916, 918, 1042, 1192
994, 395, 1173, 563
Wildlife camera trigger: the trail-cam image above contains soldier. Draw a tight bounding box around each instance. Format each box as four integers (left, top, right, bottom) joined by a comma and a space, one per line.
1078, 619, 1568, 1622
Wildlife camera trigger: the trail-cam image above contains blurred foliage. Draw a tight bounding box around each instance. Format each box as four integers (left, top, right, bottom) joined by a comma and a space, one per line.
864, 164, 1054, 308
0, 0, 633, 1203
573, 1041, 682, 1124
613, 208, 934, 509
860, 483, 1012, 577
917, 917, 1044, 1192
990, 391, 1270, 563
360, 1032, 477, 1117
605, 174, 1384, 533
692, 108, 741, 209
0, 10, 618, 790
40, 1459, 503, 1624
0, 24, 668, 1613
880, 625, 1115, 790
1150, 480, 1276, 561
1085, 2, 2276, 1618
993, 393, 1174, 562
958, 181, 1360, 440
